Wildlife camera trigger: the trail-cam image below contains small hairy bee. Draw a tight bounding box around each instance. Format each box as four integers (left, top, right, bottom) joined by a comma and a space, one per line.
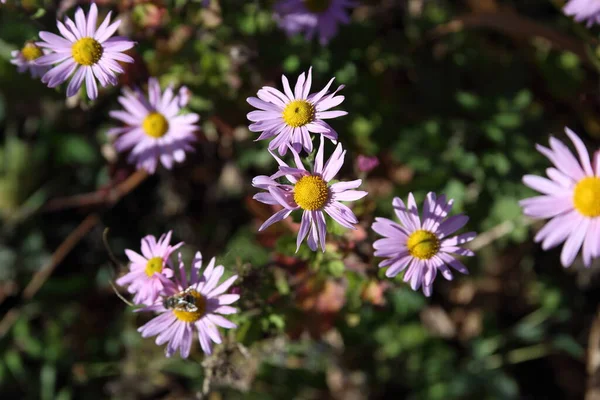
162, 287, 198, 313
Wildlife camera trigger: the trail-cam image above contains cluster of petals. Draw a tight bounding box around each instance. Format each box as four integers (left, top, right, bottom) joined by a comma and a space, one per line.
247, 66, 476, 299
520, 128, 600, 268
247, 67, 346, 155
273, 0, 355, 45
137, 252, 239, 358
371, 193, 476, 296
116, 231, 183, 305
108, 77, 198, 174
563, 0, 600, 27
253, 136, 367, 252
35, 3, 135, 99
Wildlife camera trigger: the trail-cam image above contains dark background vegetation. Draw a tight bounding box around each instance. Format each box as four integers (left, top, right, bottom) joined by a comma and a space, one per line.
1, 0, 599, 398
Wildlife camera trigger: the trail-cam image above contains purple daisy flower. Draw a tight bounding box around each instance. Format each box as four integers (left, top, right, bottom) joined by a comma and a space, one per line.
520, 127, 600, 268
10, 42, 49, 78
138, 251, 239, 358
108, 77, 199, 174
371, 193, 476, 297
273, 0, 355, 45
35, 3, 135, 100
252, 136, 368, 252
116, 231, 184, 305
247, 66, 346, 156
563, 0, 600, 27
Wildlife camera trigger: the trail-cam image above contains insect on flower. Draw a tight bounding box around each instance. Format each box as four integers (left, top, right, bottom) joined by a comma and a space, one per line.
137, 252, 239, 357
162, 287, 200, 313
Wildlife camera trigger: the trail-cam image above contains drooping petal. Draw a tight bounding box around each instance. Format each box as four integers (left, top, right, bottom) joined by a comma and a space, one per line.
296, 211, 311, 251
560, 217, 589, 267
323, 146, 345, 185
258, 209, 293, 231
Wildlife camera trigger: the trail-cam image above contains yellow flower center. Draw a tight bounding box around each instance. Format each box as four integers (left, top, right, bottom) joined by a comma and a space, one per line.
282, 99, 315, 128
71, 37, 103, 66
21, 43, 43, 61
142, 112, 169, 138
294, 175, 329, 211
407, 230, 440, 260
145, 256, 164, 277
173, 290, 207, 323
573, 177, 600, 217
304, 0, 332, 13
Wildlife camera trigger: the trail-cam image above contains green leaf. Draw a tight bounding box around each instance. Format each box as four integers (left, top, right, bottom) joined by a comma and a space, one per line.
40, 364, 56, 400
513, 90, 532, 110
374, 323, 428, 358
327, 260, 345, 277
13, 318, 43, 358
283, 55, 300, 72
493, 113, 521, 129
0, 93, 5, 122
54, 134, 97, 165
390, 287, 426, 319
55, 387, 72, 400
552, 335, 584, 358
268, 314, 285, 330
31, 8, 46, 19
456, 91, 480, 110
559, 52, 580, 70
4, 350, 25, 381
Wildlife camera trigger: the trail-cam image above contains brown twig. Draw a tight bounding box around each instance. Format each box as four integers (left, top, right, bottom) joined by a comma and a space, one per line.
0, 214, 100, 337
426, 11, 593, 69
103, 228, 134, 307
467, 217, 535, 252
210, 115, 235, 138
0, 170, 149, 337
43, 169, 148, 212
23, 214, 101, 299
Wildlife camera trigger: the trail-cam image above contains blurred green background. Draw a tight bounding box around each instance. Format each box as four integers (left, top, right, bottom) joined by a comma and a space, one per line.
1, 0, 599, 399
